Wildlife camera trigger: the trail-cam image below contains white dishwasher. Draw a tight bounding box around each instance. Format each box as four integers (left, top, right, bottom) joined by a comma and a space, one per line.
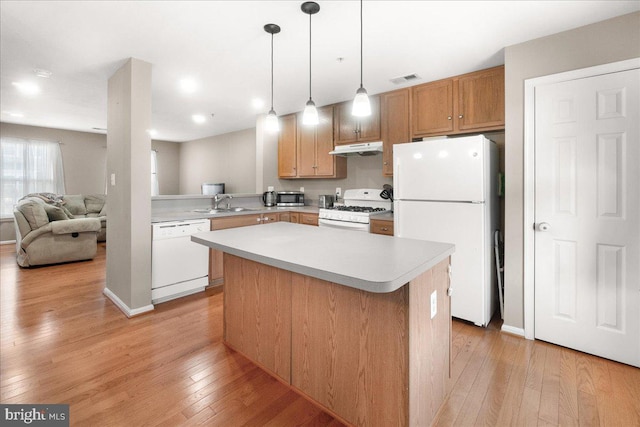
151, 219, 209, 304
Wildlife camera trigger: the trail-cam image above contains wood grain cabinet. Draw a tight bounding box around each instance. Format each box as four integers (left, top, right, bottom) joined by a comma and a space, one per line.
299, 212, 318, 226
380, 88, 411, 176
333, 96, 381, 145
208, 213, 281, 284
370, 219, 394, 236
296, 106, 346, 178
278, 108, 346, 179
278, 114, 297, 178
412, 65, 504, 138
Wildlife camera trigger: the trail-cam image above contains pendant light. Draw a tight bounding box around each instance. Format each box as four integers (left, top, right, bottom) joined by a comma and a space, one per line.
264, 23, 281, 133
351, 0, 371, 117
301, 1, 320, 126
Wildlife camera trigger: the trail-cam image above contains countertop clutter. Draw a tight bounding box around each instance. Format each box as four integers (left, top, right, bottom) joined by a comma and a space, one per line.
192, 221, 453, 293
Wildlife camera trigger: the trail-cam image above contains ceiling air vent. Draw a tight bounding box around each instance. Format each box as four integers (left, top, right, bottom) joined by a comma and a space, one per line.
390, 73, 421, 85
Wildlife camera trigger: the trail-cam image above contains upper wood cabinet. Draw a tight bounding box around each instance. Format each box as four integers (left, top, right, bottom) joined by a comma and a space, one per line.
412, 65, 504, 138
278, 114, 297, 178
380, 88, 411, 176
278, 107, 345, 179
296, 106, 346, 178
457, 66, 505, 131
333, 96, 381, 145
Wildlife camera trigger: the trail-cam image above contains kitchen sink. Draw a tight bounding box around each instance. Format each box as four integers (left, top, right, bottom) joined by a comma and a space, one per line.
192, 207, 254, 214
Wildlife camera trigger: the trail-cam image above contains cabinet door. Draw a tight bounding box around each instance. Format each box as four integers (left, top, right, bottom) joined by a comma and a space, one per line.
279, 212, 291, 222
290, 212, 300, 223
356, 95, 381, 143
212, 214, 263, 230
381, 89, 411, 176
296, 112, 317, 177
412, 79, 454, 137
300, 213, 318, 226
316, 106, 345, 177
334, 101, 358, 145
208, 220, 224, 284
370, 219, 394, 236
262, 213, 279, 224
278, 114, 297, 178
457, 66, 504, 131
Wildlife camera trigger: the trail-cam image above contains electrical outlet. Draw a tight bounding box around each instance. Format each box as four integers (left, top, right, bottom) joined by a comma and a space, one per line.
110, 173, 116, 186
430, 290, 437, 319
336, 187, 342, 197
299, 186, 304, 193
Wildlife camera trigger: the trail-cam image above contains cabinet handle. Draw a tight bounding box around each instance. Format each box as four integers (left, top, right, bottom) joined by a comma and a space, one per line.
447, 116, 452, 120
257, 218, 262, 222
458, 114, 463, 119
381, 227, 388, 231
383, 162, 388, 165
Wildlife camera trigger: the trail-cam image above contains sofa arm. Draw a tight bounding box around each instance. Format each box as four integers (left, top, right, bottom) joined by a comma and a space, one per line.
20, 223, 53, 248
51, 218, 101, 235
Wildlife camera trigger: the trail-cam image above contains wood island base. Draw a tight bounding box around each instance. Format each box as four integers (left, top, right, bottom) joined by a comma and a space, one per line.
222, 253, 452, 427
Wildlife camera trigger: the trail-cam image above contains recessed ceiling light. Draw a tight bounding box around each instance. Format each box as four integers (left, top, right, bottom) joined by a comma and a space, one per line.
33, 68, 52, 78
147, 129, 158, 137
12, 81, 40, 96
179, 78, 198, 94
192, 114, 206, 124
252, 98, 265, 109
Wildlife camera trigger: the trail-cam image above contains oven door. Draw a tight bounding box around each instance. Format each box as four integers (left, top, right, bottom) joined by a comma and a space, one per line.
318, 218, 370, 232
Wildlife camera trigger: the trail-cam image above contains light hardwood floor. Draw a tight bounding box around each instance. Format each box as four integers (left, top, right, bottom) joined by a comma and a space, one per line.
1, 243, 638, 426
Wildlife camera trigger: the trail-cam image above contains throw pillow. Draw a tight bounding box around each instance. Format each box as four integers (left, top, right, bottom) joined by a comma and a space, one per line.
63, 195, 87, 216
44, 204, 69, 221
17, 201, 50, 229
61, 205, 75, 218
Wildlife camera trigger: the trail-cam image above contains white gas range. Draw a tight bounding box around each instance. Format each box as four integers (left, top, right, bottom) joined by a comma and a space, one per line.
318, 189, 392, 232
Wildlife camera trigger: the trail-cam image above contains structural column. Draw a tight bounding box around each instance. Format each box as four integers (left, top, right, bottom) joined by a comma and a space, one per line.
105, 58, 153, 316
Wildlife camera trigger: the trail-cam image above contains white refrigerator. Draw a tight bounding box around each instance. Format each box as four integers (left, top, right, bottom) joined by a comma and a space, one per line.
393, 135, 498, 326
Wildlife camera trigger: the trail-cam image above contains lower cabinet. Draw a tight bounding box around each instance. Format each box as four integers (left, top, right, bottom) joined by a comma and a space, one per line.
370, 219, 394, 236
288, 211, 318, 226
209, 213, 282, 284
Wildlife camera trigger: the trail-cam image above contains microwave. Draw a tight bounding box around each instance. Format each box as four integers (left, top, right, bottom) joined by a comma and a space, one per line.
276, 191, 304, 207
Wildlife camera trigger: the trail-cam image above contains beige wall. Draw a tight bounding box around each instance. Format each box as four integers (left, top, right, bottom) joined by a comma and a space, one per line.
0, 122, 180, 241
503, 12, 640, 330
179, 128, 256, 195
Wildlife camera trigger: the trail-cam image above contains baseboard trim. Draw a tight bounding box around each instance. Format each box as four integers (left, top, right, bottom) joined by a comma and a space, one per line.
103, 287, 154, 318
501, 324, 525, 337
0, 240, 16, 245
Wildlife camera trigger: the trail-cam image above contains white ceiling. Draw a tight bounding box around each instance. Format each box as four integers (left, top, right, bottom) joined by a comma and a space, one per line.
1, 1, 638, 142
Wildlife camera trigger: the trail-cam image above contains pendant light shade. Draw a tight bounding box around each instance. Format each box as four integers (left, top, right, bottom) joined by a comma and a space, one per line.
301, 2, 320, 126
264, 23, 281, 133
352, 0, 371, 117
303, 99, 319, 125
265, 109, 279, 132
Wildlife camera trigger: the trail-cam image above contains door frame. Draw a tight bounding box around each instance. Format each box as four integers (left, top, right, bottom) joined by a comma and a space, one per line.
522, 57, 640, 340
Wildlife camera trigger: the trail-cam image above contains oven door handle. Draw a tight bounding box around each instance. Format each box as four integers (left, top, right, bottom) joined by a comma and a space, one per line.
318, 218, 369, 231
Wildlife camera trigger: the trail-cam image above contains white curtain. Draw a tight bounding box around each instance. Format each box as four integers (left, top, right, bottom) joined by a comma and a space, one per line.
0, 137, 66, 217
151, 150, 159, 196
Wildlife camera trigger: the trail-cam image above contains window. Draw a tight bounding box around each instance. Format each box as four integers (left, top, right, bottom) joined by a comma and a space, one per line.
0, 137, 66, 217
151, 150, 159, 196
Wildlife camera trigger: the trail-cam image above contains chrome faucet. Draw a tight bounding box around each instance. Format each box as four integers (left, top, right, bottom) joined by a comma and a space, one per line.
214, 193, 233, 209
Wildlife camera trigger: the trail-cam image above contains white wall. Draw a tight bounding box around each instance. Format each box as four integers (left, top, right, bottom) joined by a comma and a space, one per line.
179, 128, 256, 194
503, 11, 640, 330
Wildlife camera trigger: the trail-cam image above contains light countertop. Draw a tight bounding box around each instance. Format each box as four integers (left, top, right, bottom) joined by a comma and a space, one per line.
192, 222, 454, 293
152, 206, 319, 223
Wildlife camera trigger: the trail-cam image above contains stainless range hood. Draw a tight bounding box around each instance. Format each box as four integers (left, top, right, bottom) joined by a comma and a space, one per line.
329, 141, 383, 157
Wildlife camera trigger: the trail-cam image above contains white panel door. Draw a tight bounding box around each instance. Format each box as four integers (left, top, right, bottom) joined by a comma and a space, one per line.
534, 68, 639, 367
396, 200, 491, 326
393, 135, 486, 202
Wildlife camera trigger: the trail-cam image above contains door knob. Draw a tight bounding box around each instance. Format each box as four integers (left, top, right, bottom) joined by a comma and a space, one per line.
536, 222, 551, 232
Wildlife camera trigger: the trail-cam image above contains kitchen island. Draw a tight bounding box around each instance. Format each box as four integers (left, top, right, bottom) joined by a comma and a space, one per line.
192, 222, 455, 426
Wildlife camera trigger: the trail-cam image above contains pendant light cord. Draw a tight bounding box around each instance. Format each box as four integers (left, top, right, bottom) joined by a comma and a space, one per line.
270, 32, 274, 110
308, 12, 312, 100
359, 0, 363, 89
